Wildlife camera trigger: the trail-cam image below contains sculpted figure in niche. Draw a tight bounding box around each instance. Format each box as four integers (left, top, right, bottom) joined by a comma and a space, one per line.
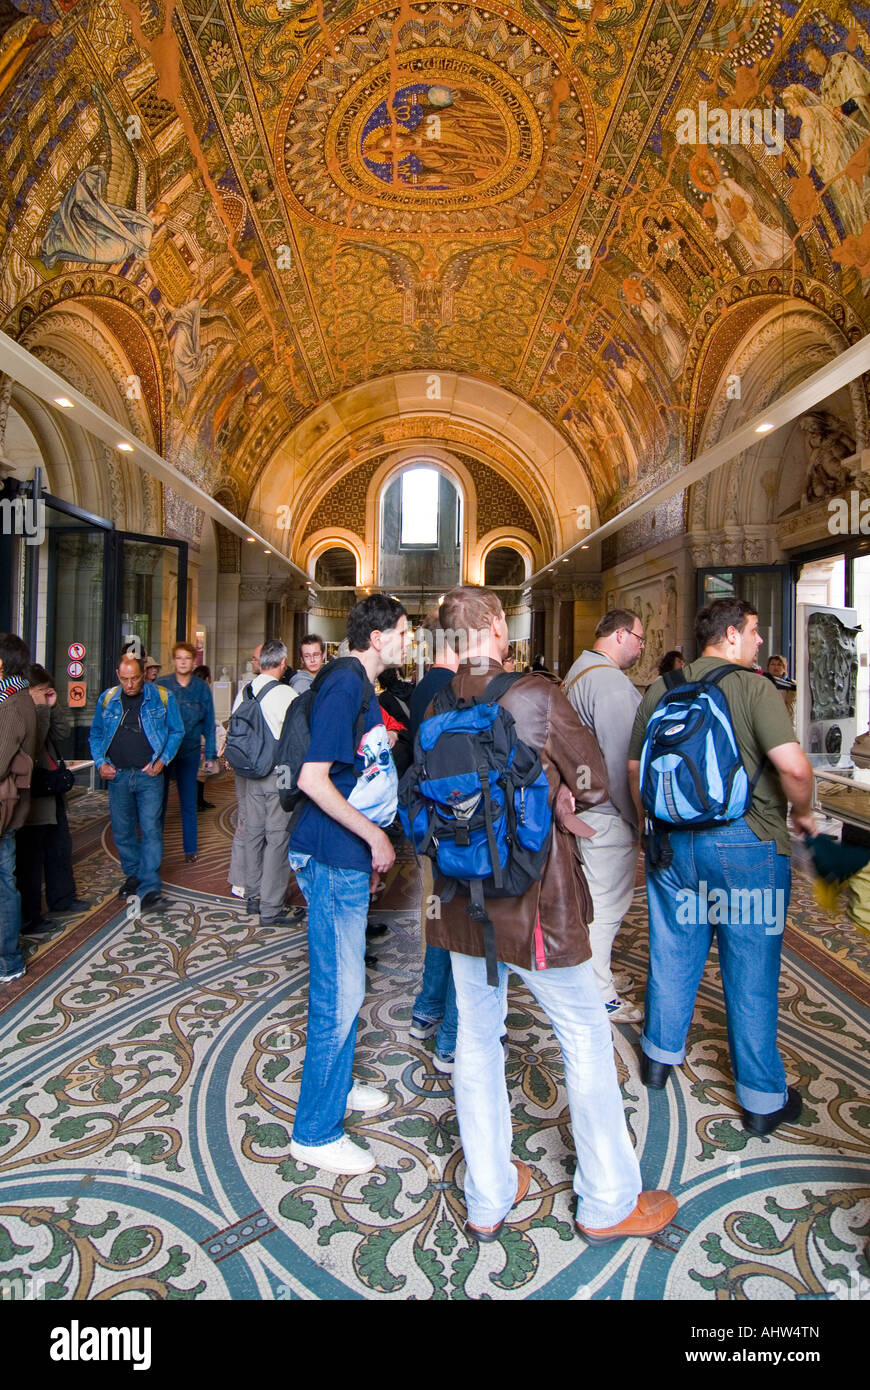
800, 411, 857, 503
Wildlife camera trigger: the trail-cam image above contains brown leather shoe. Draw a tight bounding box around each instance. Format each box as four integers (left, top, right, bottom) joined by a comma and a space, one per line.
577, 1189, 678, 1245
466, 1160, 532, 1243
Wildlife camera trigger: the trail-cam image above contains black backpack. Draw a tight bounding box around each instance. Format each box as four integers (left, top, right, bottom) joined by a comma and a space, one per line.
224, 678, 280, 779
275, 658, 374, 817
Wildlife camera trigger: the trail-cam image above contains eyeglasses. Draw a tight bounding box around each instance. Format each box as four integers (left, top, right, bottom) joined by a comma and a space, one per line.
625, 629, 645, 648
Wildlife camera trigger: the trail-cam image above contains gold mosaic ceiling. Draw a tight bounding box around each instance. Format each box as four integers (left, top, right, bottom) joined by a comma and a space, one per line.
1, 0, 869, 514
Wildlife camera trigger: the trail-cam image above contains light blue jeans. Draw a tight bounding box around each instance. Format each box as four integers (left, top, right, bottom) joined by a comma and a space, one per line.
289, 852, 371, 1146
414, 945, 458, 1054
643, 817, 791, 1114
450, 951, 642, 1230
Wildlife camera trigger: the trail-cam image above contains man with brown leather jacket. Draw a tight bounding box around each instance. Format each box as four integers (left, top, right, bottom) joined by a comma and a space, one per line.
426, 588, 677, 1244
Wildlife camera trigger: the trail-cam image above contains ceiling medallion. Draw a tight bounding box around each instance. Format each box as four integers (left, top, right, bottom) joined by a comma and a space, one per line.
274, 3, 595, 237
330, 52, 538, 210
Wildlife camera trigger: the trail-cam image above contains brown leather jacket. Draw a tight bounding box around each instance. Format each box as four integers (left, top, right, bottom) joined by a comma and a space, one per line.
424, 660, 609, 970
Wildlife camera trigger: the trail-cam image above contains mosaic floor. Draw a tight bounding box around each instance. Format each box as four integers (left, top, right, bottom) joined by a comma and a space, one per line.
0, 780, 867, 1302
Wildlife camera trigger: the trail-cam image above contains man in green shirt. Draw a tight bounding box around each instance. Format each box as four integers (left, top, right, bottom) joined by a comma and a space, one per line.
627, 598, 816, 1137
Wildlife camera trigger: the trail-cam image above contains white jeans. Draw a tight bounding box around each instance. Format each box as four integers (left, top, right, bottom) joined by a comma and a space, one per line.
576, 811, 640, 1000
450, 951, 642, 1229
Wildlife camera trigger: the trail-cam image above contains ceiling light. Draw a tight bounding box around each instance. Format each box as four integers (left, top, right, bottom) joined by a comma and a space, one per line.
263, 548, 271, 555
246, 536, 255, 542
755, 422, 774, 433
53, 396, 74, 408
581, 544, 590, 550
116, 441, 134, 452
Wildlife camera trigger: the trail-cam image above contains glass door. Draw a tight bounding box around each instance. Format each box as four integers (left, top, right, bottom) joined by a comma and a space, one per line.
115, 535, 185, 670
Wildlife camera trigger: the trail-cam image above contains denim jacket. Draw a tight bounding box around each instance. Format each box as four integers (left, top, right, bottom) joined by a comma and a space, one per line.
156, 674, 217, 758
89, 682, 184, 769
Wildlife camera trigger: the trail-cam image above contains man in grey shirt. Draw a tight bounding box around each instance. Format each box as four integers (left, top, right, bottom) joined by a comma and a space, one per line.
562, 609, 644, 1022
288, 634, 325, 694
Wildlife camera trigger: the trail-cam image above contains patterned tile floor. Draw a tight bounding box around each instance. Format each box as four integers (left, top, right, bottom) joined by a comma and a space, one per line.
0, 779, 867, 1301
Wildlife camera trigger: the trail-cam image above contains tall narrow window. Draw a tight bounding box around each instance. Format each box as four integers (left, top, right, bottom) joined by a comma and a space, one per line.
401, 467, 439, 547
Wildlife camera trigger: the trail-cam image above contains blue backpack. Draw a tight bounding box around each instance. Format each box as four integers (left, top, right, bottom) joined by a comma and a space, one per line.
398, 672, 553, 985
639, 664, 761, 831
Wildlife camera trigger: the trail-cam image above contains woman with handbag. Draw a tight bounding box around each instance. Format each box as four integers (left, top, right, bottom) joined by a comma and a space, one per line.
15, 665, 90, 933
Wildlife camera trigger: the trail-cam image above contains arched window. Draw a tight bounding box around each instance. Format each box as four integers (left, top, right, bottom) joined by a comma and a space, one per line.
315, 545, 357, 586
484, 546, 526, 587
379, 464, 462, 590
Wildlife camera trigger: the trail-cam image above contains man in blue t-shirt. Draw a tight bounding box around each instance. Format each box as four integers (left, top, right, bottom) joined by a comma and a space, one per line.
288, 595, 411, 1176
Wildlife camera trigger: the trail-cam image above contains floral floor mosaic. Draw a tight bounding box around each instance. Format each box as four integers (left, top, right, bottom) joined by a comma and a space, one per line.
0, 785, 867, 1301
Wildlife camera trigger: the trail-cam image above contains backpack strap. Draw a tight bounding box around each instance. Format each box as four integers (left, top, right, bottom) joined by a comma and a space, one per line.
309, 658, 374, 757
468, 878, 499, 987
662, 667, 687, 691
481, 670, 524, 704
562, 663, 612, 697
101, 686, 118, 709
251, 678, 280, 705
154, 684, 168, 707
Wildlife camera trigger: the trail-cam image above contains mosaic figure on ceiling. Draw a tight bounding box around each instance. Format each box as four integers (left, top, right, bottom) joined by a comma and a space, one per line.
0, 0, 64, 108
802, 39, 870, 130
361, 85, 509, 190
781, 83, 870, 243
619, 277, 686, 382
690, 151, 791, 271
40, 85, 169, 278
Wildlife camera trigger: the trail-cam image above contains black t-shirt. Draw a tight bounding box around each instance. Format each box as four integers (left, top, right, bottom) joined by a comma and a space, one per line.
410, 666, 456, 737
107, 692, 153, 768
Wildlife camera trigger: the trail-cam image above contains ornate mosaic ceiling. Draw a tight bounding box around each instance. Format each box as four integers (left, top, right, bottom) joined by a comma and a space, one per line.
1, 0, 870, 519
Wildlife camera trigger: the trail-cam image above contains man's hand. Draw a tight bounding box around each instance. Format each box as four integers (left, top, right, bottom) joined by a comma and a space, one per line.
99, 763, 116, 780
368, 827, 395, 876
143, 759, 165, 776
45, 688, 57, 707
203, 759, 218, 774
790, 809, 817, 838
554, 783, 596, 838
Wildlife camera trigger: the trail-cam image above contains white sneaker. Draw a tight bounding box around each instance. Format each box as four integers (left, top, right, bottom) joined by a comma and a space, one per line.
0, 968, 25, 983
289, 1134, 376, 1175
230, 885, 246, 899
346, 1082, 389, 1114
604, 996, 642, 1023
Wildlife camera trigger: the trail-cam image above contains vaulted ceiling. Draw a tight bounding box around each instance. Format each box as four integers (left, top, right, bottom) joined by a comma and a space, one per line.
1, 0, 869, 539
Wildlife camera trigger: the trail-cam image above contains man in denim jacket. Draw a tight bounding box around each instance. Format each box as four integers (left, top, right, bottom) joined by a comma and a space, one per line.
90, 652, 183, 908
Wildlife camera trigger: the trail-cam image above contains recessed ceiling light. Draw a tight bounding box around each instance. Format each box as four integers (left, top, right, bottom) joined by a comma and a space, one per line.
755, 422, 774, 433
246, 536, 255, 542
263, 548, 271, 554
116, 441, 134, 452
53, 396, 74, 408
581, 544, 590, 550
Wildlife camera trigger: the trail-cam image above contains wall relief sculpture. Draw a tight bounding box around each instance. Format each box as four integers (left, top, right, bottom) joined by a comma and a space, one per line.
807, 611, 860, 721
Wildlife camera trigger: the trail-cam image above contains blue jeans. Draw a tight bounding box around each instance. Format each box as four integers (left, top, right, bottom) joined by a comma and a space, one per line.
108, 769, 165, 898
450, 951, 642, 1229
0, 832, 24, 977
162, 749, 200, 855
643, 818, 791, 1114
414, 945, 458, 1053
289, 853, 371, 1146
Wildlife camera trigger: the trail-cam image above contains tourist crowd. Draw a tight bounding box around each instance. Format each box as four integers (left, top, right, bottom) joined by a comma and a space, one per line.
0, 588, 815, 1244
